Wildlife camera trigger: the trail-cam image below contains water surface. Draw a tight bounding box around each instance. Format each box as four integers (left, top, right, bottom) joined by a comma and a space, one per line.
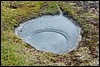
15, 4, 81, 54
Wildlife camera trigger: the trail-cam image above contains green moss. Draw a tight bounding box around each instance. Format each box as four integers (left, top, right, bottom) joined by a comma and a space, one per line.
1, 1, 99, 66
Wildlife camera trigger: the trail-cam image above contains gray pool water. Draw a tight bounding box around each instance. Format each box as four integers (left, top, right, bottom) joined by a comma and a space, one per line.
15, 5, 81, 54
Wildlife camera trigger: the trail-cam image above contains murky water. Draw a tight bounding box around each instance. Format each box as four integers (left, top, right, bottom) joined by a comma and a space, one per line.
15, 4, 81, 54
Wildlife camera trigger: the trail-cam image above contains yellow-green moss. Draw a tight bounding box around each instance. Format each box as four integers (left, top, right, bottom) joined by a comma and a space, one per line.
1, 1, 99, 66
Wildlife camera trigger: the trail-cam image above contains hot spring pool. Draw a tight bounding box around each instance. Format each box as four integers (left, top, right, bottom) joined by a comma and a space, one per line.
15, 14, 81, 54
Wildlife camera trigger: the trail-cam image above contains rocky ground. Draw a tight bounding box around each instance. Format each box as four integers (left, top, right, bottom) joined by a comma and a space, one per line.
1, 1, 99, 66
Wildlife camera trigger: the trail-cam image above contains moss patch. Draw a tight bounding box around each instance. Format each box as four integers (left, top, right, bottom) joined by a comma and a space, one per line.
1, 1, 99, 66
